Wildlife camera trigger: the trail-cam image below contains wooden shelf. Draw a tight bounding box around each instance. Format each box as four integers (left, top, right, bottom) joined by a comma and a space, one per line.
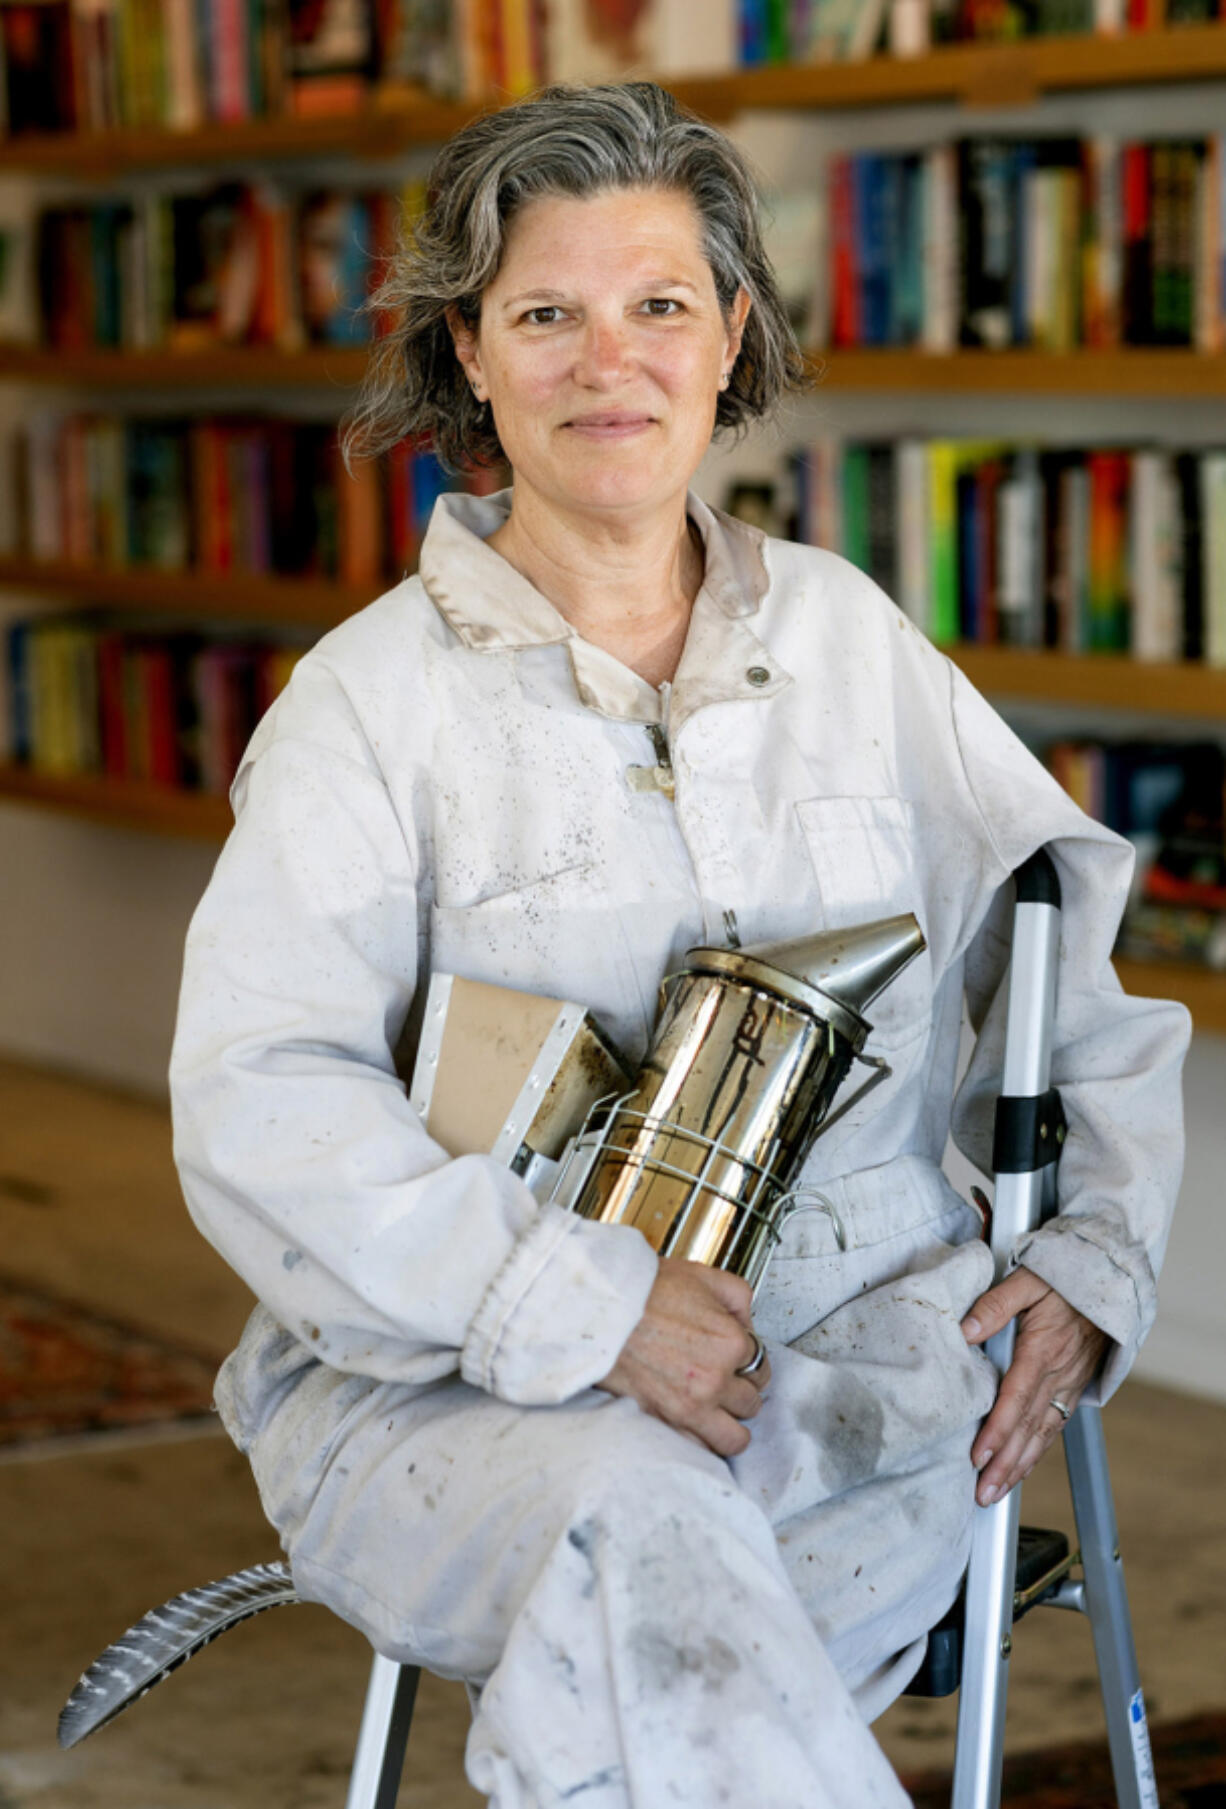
7, 343, 1226, 397
1114, 958, 1226, 1033
0, 345, 368, 389
812, 348, 1226, 398
947, 646, 1226, 716
4, 574, 1226, 708
1, 28, 1224, 174
670, 23, 1226, 113
0, 93, 480, 175
0, 558, 372, 626
0, 763, 231, 839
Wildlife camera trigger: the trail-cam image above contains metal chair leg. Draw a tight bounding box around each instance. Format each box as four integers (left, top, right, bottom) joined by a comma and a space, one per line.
344, 1654, 420, 1809
1064, 1403, 1160, 1809
950, 1483, 1022, 1809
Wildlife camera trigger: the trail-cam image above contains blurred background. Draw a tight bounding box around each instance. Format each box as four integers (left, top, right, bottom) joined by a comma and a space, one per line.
0, 0, 1223, 1804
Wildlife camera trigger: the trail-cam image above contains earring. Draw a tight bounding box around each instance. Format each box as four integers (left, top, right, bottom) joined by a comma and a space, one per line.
719, 371, 731, 390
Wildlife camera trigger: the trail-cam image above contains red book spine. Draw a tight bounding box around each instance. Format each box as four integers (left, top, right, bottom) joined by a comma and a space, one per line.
97, 631, 127, 777
145, 642, 178, 783
831, 157, 859, 349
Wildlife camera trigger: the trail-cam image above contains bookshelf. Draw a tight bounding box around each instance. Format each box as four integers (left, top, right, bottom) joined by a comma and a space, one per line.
3, 33, 1226, 1032
1, 27, 1224, 176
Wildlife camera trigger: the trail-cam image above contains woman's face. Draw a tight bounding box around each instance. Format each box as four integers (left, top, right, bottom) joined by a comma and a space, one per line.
452, 186, 750, 522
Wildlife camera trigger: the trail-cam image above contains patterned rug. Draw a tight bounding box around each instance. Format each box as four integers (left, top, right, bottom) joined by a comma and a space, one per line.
903, 1711, 1226, 1807
0, 1271, 218, 1446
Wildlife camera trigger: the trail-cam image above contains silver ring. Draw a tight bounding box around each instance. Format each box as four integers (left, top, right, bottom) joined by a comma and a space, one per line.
1049, 1398, 1072, 1423
736, 1333, 766, 1378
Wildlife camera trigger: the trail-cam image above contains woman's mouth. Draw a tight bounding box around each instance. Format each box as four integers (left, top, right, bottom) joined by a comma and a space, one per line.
564, 414, 655, 439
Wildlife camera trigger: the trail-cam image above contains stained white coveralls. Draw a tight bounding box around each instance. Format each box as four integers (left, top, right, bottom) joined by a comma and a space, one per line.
170, 490, 1189, 1809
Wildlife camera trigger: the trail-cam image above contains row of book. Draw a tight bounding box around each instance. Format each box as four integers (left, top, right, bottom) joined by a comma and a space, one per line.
37, 180, 424, 352
11, 413, 493, 585
741, 0, 1222, 57
818, 135, 1226, 354
4, 614, 308, 792
9, 0, 1226, 140
0, 0, 550, 135
1045, 734, 1226, 965
782, 437, 1226, 659
2, 0, 787, 136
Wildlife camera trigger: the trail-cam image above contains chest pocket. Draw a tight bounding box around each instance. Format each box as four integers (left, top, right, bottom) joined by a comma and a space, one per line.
428, 863, 652, 1063
794, 794, 933, 1051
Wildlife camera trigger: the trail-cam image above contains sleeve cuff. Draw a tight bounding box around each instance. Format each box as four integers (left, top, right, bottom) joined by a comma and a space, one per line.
461, 1202, 659, 1405
1015, 1209, 1157, 1403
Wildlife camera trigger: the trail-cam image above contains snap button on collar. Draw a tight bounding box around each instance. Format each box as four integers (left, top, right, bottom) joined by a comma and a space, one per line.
746, 666, 771, 687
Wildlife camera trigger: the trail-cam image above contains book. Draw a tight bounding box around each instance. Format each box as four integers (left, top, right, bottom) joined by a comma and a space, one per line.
1129, 449, 1182, 662
921, 143, 957, 352
1085, 449, 1131, 652
958, 138, 1016, 350
1201, 453, 1226, 667
995, 449, 1043, 647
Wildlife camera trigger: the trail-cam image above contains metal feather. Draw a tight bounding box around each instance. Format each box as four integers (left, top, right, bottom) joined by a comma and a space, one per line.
58, 1560, 302, 1748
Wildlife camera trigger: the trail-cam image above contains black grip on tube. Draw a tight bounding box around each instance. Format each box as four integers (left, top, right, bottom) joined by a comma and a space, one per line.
1014, 849, 1061, 908
993, 1088, 1067, 1175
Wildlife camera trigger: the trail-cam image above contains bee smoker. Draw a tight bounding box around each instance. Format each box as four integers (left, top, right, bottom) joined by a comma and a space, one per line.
549, 914, 926, 1292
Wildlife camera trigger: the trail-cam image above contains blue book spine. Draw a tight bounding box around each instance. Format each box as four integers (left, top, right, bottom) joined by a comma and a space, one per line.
895, 155, 925, 346
881, 156, 905, 347
855, 154, 890, 348
411, 451, 450, 539
739, 0, 769, 65
1010, 144, 1036, 347
325, 199, 374, 346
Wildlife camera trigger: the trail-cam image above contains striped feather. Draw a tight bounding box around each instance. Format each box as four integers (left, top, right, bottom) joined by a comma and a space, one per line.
58, 1561, 301, 1748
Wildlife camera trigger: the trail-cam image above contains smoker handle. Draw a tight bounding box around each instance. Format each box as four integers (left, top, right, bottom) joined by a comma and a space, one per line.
809, 1050, 892, 1139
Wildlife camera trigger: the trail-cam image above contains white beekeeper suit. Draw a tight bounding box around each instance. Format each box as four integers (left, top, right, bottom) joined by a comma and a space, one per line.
170, 489, 1188, 1809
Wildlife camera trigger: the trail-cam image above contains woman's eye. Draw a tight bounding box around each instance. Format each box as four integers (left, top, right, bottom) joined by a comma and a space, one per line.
643, 298, 682, 316
523, 306, 563, 325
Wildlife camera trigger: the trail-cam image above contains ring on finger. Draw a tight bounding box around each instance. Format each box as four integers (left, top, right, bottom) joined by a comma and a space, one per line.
1049, 1397, 1072, 1423
736, 1332, 766, 1378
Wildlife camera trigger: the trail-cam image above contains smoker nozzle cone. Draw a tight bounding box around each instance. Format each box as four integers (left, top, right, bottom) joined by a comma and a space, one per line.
739, 914, 926, 1022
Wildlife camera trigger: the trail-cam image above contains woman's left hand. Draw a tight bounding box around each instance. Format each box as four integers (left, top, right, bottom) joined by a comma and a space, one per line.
961, 1267, 1108, 1508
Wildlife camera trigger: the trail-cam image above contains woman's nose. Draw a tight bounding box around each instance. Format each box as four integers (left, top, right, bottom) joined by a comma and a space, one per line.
573, 319, 631, 388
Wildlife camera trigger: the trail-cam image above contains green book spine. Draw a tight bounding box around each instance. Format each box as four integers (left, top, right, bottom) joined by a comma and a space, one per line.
842, 445, 870, 576
927, 441, 960, 645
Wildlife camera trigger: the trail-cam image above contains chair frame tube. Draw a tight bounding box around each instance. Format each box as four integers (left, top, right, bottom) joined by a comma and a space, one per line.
952, 881, 1062, 1809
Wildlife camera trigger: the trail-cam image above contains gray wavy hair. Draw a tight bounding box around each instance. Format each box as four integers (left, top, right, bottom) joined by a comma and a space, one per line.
340, 81, 811, 473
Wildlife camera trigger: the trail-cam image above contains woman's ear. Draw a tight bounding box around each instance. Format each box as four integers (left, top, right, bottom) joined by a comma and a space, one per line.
726, 287, 752, 364
446, 305, 485, 400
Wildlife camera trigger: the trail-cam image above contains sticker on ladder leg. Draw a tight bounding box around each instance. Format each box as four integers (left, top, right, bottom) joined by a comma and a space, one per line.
1128, 1688, 1160, 1809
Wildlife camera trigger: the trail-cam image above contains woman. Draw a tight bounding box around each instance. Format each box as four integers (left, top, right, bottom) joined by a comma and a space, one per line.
170, 83, 1189, 1808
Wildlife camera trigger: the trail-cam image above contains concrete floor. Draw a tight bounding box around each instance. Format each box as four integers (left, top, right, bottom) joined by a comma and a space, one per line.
2, 1056, 1223, 1806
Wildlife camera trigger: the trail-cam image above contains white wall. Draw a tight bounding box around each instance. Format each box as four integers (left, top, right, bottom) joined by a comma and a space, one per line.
0, 96, 1222, 1398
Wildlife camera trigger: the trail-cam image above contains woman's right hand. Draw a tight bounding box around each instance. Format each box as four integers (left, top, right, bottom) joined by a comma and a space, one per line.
597, 1257, 771, 1457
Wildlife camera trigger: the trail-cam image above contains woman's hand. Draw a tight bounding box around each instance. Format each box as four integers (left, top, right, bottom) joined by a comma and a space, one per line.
598, 1257, 771, 1458
961, 1266, 1108, 1507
